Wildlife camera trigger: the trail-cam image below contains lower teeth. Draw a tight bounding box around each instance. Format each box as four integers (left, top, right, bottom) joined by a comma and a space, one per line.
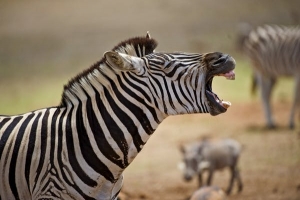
222, 101, 231, 108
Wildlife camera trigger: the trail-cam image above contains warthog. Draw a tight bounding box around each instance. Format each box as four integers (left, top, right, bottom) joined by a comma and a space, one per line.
179, 138, 243, 194
190, 186, 226, 200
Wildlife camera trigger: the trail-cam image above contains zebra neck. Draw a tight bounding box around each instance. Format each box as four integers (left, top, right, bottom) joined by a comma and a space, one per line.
63, 65, 167, 166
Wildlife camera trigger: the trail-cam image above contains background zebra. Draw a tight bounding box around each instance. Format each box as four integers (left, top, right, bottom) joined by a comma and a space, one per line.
0, 33, 235, 200
238, 24, 300, 129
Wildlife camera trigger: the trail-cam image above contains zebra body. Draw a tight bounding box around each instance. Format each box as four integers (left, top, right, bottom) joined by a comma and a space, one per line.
240, 24, 300, 129
0, 33, 235, 199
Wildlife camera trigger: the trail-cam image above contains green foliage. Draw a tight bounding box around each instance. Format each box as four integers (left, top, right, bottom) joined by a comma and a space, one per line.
0, 77, 65, 115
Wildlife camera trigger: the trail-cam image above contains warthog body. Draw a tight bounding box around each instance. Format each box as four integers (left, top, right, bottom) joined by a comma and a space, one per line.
190, 186, 226, 200
179, 138, 243, 194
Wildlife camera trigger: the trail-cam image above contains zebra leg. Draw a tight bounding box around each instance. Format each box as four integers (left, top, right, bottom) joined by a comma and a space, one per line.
258, 74, 277, 129
289, 76, 300, 129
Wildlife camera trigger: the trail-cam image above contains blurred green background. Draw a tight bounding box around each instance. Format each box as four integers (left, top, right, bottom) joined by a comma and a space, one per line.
0, 0, 298, 114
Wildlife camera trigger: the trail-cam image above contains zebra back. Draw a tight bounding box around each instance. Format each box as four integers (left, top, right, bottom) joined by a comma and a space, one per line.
243, 24, 300, 77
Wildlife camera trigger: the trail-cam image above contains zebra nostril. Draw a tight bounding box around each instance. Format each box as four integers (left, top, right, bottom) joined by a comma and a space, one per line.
213, 55, 228, 66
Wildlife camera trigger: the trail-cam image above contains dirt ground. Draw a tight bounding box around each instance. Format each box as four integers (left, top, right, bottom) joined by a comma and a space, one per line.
121, 102, 300, 200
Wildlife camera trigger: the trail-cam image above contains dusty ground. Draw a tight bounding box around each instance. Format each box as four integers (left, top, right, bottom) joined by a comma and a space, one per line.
0, 1, 300, 200
122, 102, 300, 200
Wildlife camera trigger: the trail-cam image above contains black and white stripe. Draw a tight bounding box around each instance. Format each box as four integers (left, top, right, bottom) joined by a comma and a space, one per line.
239, 24, 300, 129
0, 33, 235, 199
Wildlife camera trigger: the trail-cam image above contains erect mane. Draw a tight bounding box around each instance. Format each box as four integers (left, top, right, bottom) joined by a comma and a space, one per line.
112, 35, 158, 57
59, 34, 158, 107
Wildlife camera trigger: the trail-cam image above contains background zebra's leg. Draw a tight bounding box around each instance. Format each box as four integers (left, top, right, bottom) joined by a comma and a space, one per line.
289, 77, 300, 129
258, 74, 277, 129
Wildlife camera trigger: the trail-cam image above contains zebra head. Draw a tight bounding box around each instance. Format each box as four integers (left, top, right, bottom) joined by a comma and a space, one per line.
104, 40, 235, 116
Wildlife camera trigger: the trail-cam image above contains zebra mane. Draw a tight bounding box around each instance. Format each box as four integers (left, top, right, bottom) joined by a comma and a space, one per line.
59, 34, 158, 107
111, 34, 158, 57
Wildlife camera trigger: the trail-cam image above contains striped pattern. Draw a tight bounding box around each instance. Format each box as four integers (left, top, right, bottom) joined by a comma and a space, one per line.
241, 24, 300, 129
0, 34, 235, 199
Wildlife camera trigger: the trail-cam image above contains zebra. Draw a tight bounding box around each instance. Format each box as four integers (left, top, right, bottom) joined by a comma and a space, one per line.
0, 32, 236, 200
238, 23, 300, 129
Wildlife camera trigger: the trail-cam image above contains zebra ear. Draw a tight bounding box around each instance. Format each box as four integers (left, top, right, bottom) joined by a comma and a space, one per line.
146, 31, 151, 39
104, 51, 123, 69
104, 51, 144, 72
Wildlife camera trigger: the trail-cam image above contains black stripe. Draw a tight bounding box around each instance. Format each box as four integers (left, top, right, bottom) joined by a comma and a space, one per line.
103, 71, 158, 140
100, 88, 131, 160
115, 75, 155, 134
148, 73, 168, 114
85, 92, 125, 168
178, 82, 196, 112
171, 82, 189, 112
76, 102, 116, 182
65, 106, 98, 187
49, 191, 60, 198
40, 180, 63, 198
162, 78, 175, 110
116, 77, 159, 135
33, 109, 50, 191
127, 73, 152, 103
50, 109, 61, 164
146, 77, 159, 109
25, 112, 42, 192
178, 73, 197, 113
63, 107, 97, 200
124, 73, 159, 123
57, 109, 68, 182
193, 74, 205, 112
164, 60, 182, 78
0, 116, 23, 159
183, 75, 195, 103
0, 117, 11, 129
9, 113, 35, 199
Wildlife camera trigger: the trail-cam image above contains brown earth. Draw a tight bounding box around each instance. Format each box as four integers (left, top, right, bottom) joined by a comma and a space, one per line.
122, 102, 300, 200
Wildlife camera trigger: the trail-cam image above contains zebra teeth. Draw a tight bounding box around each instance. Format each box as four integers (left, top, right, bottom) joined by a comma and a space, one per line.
221, 101, 231, 109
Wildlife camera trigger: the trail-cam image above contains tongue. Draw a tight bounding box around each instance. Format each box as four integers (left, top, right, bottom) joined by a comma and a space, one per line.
220, 70, 235, 80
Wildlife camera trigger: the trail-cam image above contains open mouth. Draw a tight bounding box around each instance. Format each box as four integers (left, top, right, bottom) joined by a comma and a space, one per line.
205, 56, 236, 116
